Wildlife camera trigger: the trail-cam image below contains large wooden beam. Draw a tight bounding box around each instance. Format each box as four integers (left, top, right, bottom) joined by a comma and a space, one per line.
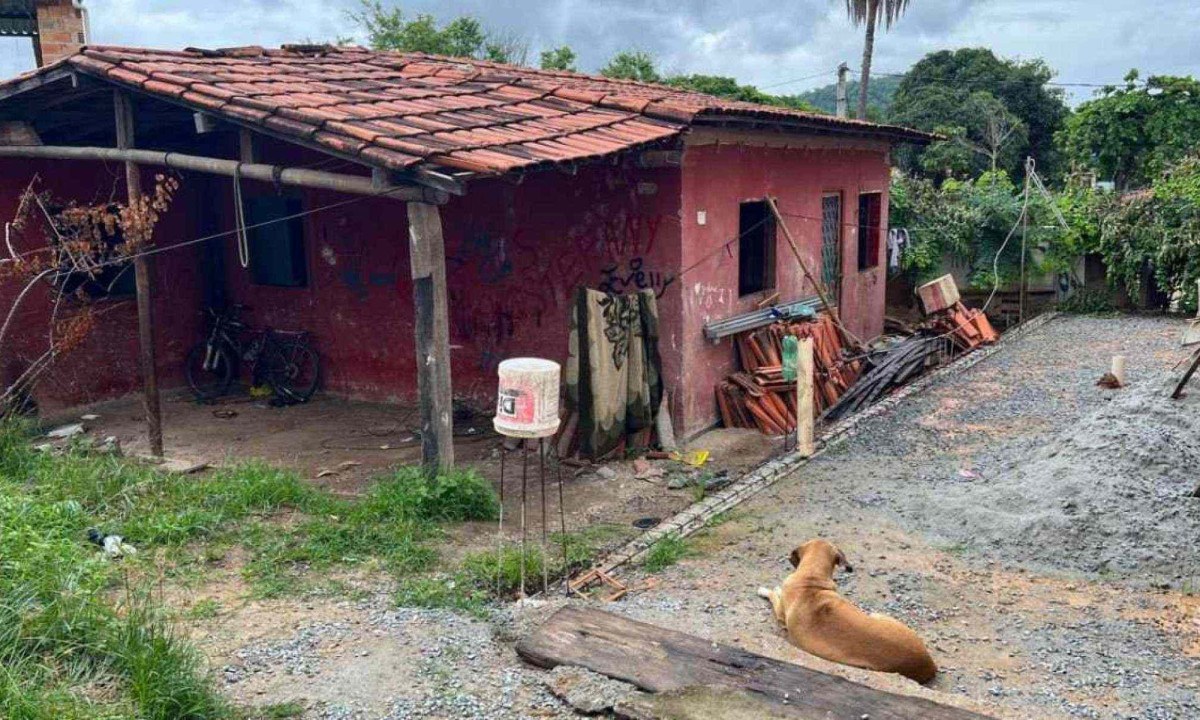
407, 201, 454, 473
114, 90, 163, 458
0, 145, 445, 203
517, 607, 995, 720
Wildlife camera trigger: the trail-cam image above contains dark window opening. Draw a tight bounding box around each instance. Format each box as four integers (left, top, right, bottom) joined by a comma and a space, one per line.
246, 196, 307, 287
46, 203, 135, 301
857, 192, 882, 271
738, 200, 776, 296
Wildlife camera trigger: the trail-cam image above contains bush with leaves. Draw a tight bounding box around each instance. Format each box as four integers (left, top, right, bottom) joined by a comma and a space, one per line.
1058, 72, 1200, 191
1076, 157, 1200, 313
351, 1, 527, 64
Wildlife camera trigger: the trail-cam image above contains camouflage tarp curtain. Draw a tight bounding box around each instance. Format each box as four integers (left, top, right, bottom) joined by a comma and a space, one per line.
566, 288, 663, 458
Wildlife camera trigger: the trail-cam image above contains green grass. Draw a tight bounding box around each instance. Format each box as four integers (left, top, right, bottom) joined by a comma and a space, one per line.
642, 533, 692, 573
394, 575, 491, 618
183, 598, 222, 621
393, 523, 631, 611
245, 702, 305, 719
0, 421, 502, 718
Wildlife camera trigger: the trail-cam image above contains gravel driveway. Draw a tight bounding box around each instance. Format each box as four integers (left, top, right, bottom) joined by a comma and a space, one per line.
608, 314, 1200, 720
220, 315, 1199, 720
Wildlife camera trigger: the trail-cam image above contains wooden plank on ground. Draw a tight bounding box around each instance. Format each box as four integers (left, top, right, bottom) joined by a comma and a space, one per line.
517, 607, 995, 720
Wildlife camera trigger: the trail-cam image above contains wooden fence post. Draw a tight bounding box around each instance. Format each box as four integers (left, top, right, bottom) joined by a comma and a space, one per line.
407, 201, 454, 473
114, 90, 163, 458
797, 337, 815, 457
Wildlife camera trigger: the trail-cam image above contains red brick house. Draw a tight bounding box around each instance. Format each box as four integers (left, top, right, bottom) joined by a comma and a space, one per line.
0, 41, 929, 460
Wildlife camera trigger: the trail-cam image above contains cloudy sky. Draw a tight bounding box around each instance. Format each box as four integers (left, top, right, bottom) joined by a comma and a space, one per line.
3, 0, 1197, 104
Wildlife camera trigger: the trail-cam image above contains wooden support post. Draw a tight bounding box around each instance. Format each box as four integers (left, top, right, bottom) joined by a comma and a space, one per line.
407, 201, 454, 473
114, 90, 163, 458
797, 337, 815, 457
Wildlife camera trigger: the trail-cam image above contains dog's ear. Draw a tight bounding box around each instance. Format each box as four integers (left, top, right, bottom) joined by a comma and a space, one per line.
835, 548, 854, 573
789, 546, 803, 568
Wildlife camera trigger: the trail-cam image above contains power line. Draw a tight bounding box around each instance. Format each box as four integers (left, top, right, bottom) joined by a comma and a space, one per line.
759, 67, 839, 91
864, 68, 1146, 89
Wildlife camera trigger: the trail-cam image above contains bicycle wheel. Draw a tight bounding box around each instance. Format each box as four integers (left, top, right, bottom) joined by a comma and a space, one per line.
185, 342, 236, 401
263, 339, 320, 402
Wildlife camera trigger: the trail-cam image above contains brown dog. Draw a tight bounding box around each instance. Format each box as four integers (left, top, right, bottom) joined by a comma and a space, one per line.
757, 539, 937, 684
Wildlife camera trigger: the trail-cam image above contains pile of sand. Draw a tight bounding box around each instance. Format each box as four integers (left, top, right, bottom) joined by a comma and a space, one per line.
925, 374, 1200, 578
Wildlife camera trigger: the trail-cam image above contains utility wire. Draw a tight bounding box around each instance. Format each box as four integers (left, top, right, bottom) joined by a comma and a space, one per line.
759, 68, 840, 91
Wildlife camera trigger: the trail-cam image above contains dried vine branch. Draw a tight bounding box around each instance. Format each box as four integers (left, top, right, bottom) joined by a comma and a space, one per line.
0, 173, 180, 416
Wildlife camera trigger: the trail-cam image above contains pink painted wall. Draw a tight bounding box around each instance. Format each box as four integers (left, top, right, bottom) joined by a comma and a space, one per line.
0, 159, 205, 413
219, 159, 682, 411
675, 133, 890, 434
1, 131, 892, 443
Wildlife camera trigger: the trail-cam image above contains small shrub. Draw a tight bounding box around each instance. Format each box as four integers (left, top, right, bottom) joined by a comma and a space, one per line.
370, 467, 500, 522
1058, 288, 1117, 314
642, 534, 691, 573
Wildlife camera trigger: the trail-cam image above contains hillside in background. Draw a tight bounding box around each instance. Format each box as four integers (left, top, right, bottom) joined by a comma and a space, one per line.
796, 74, 903, 117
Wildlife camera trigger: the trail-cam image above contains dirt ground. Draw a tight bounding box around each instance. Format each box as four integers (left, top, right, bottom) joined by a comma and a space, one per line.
52, 315, 1200, 719
58, 392, 779, 551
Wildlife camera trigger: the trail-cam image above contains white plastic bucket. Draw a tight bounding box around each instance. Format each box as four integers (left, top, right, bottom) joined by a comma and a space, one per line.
494, 358, 561, 438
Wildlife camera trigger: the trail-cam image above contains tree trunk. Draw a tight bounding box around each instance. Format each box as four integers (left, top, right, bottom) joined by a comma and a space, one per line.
857, 0, 878, 120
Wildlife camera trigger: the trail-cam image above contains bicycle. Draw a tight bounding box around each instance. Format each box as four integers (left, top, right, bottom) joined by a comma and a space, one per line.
185, 304, 320, 404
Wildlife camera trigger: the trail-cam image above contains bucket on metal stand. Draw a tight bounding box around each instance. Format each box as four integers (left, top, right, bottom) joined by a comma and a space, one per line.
492, 357, 562, 598
494, 358, 561, 438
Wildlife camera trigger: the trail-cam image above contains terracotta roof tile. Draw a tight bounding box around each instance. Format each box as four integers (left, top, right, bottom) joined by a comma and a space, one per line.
0, 44, 934, 176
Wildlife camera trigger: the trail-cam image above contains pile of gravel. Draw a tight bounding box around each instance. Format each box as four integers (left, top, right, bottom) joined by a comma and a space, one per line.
921, 373, 1200, 578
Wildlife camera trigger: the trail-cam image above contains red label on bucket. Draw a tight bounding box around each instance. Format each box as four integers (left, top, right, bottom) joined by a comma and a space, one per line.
497, 384, 535, 423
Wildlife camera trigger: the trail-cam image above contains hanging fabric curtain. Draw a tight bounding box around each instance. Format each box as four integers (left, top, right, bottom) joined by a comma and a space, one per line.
566, 288, 664, 458
233, 164, 250, 269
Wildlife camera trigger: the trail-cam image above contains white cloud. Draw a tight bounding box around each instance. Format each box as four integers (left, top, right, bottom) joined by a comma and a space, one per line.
1, 0, 1196, 105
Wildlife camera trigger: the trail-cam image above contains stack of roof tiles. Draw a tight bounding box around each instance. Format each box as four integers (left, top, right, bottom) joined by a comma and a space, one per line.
18, 43, 930, 176
716, 315, 862, 435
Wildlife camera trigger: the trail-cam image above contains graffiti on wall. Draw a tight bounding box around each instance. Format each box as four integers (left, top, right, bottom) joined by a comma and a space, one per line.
598, 257, 675, 298
445, 201, 676, 376
691, 281, 732, 312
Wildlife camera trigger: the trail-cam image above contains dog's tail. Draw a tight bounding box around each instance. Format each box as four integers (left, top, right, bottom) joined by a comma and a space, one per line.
756, 586, 772, 599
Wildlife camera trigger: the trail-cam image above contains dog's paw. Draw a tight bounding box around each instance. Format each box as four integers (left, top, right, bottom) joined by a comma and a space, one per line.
756, 586, 772, 599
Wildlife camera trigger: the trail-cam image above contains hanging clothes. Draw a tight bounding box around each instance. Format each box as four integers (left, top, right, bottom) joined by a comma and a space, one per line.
887, 228, 909, 273
566, 288, 663, 458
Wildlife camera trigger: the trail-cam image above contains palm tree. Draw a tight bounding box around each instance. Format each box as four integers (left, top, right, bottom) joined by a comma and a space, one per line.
844, 0, 910, 119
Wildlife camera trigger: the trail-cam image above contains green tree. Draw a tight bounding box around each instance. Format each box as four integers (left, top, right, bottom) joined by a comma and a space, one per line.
1067, 156, 1200, 312
842, 0, 911, 120
795, 74, 902, 116
890, 170, 1057, 286
890, 48, 1068, 179
600, 51, 660, 83
351, 1, 527, 64
915, 91, 1029, 178
663, 74, 819, 111
1057, 72, 1200, 190
539, 45, 577, 72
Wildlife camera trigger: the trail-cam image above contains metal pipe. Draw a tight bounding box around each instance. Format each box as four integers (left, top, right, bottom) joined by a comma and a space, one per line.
0, 145, 446, 204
